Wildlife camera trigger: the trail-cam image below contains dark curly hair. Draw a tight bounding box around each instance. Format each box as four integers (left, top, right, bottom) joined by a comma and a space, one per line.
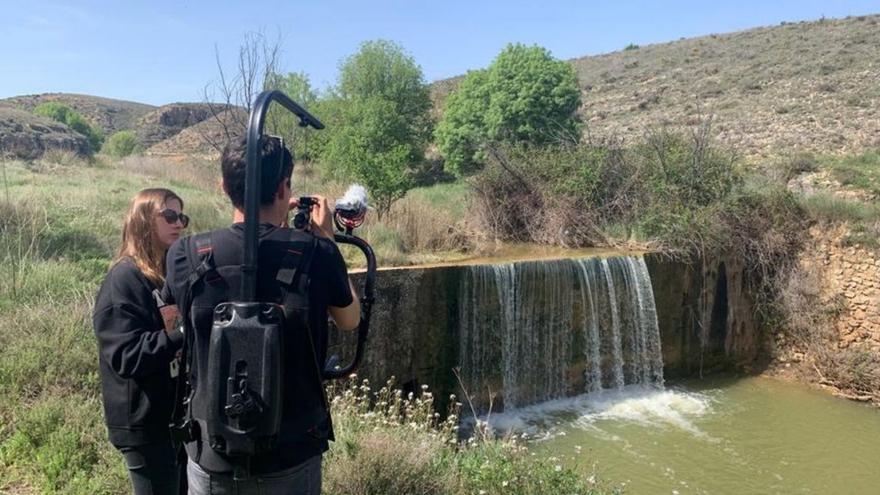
220, 136, 294, 209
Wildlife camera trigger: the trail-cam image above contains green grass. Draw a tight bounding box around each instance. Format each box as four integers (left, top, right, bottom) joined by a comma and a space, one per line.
820, 149, 880, 197
799, 192, 880, 224
0, 158, 235, 493
324, 378, 620, 495
405, 181, 470, 218
2, 156, 606, 494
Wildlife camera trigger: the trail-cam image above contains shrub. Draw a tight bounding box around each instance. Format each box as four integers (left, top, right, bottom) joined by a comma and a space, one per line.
623, 43, 640, 51
470, 125, 746, 251
38, 148, 90, 168
787, 152, 819, 177
102, 130, 139, 158
33, 102, 104, 153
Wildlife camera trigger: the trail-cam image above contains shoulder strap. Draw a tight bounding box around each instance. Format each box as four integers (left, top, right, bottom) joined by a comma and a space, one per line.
276, 231, 318, 312
171, 232, 215, 435
277, 232, 332, 428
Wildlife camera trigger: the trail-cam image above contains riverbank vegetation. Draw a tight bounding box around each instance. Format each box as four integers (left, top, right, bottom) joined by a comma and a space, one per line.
0, 155, 617, 494
3, 31, 880, 493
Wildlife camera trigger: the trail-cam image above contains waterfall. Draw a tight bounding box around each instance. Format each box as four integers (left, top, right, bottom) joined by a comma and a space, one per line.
458, 255, 664, 410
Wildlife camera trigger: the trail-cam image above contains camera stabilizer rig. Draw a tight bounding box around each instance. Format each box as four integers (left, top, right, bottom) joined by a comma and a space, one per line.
242, 89, 376, 380
197, 90, 376, 480
292, 187, 375, 378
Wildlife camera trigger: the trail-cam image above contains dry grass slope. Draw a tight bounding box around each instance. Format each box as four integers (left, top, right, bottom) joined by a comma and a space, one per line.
432, 14, 880, 160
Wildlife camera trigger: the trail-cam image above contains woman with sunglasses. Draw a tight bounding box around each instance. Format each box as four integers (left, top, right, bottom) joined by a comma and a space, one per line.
93, 188, 190, 494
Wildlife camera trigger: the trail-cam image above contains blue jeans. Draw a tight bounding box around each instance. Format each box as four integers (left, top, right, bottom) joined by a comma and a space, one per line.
187, 456, 322, 495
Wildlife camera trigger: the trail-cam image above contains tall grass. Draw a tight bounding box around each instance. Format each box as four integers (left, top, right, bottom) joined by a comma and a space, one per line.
800, 193, 880, 248
0, 156, 227, 493
324, 377, 619, 495
1, 154, 607, 494
800, 192, 880, 223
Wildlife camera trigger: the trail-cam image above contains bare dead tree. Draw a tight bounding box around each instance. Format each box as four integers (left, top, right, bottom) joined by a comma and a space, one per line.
200, 31, 283, 153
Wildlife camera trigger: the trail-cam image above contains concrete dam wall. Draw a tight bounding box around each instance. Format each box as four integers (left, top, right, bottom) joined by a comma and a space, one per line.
331, 253, 761, 412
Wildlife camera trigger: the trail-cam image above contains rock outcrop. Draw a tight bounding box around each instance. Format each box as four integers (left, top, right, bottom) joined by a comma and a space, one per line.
134, 103, 215, 148
0, 108, 90, 159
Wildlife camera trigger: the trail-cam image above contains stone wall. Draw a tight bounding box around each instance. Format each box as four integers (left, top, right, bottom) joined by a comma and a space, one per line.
798, 226, 880, 352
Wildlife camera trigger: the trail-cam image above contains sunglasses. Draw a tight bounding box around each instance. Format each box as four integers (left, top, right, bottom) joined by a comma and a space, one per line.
158, 209, 190, 228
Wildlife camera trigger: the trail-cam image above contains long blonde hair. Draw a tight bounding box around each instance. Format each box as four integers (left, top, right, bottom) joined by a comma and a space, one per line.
114, 188, 184, 286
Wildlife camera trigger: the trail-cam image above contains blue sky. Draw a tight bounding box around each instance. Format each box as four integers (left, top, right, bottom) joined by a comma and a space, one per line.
1, 0, 877, 106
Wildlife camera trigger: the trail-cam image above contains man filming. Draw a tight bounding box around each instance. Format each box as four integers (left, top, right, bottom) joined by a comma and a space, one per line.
163, 136, 360, 494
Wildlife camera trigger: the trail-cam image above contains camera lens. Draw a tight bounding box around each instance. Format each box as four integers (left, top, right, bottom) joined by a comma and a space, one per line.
293, 211, 308, 230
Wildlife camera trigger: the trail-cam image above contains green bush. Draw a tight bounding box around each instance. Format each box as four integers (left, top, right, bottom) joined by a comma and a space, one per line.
470, 127, 746, 250
102, 130, 140, 158
33, 102, 104, 153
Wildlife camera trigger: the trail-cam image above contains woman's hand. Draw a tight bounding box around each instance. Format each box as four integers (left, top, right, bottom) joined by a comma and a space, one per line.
160, 305, 180, 333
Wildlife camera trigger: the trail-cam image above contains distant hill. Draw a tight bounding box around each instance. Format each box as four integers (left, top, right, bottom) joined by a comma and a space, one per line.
432, 14, 880, 160
2, 14, 879, 160
0, 94, 219, 158
0, 93, 155, 135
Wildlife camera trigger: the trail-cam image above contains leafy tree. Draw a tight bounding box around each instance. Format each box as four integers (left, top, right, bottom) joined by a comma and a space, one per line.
102, 130, 140, 158
33, 102, 104, 153
337, 40, 432, 140
33, 101, 72, 122
435, 43, 582, 176
324, 96, 414, 216
264, 71, 325, 162
323, 40, 432, 216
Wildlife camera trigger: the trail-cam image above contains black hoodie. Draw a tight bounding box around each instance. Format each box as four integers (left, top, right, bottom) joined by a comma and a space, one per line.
93, 257, 184, 447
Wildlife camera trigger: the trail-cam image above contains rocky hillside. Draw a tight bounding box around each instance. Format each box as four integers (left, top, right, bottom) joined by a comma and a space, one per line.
0, 108, 91, 159
146, 107, 247, 156
433, 14, 880, 160
134, 103, 215, 148
0, 93, 154, 135
0, 95, 221, 158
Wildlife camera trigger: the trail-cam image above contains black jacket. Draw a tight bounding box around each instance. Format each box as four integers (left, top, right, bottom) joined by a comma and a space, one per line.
93, 257, 184, 447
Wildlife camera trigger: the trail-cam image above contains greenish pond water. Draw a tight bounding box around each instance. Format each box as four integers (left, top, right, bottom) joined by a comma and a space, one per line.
485, 376, 880, 494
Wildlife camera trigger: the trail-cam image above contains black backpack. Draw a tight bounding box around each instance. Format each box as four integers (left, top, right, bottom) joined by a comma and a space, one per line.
171, 228, 329, 479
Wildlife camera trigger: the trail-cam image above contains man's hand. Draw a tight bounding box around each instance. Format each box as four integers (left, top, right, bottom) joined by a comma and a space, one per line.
160, 305, 180, 333
310, 195, 335, 239
289, 195, 335, 239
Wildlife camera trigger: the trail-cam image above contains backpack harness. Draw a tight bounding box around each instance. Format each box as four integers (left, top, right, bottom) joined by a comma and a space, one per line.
170, 228, 328, 479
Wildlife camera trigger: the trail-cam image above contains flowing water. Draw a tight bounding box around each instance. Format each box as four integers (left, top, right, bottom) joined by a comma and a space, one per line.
457, 255, 880, 494
487, 376, 880, 494
458, 256, 664, 410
